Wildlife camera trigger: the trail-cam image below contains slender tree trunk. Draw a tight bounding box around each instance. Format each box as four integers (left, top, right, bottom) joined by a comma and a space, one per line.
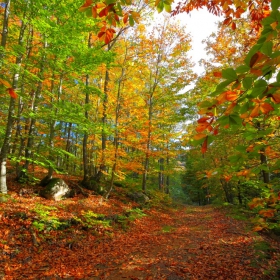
101, 68, 110, 170
237, 181, 243, 205
165, 148, 170, 194
0, 0, 10, 65
260, 150, 270, 184
82, 72, 90, 183
42, 72, 62, 183
142, 102, 152, 192
15, 26, 34, 177
142, 74, 158, 191
65, 122, 72, 170
17, 40, 47, 181
141, 46, 161, 191
105, 67, 124, 199
0, 0, 11, 193
11, 17, 27, 154
158, 157, 164, 191
0, 2, 26, 192
82, 34, 93, 184
256, 121, 270, 184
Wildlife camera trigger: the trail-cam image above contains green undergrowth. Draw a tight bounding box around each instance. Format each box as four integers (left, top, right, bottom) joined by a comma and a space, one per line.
217, 204, 280, 279
161, 225, 175, 233
217, 203, 255, 221
252, 239, 280, 279
30, 202, 147, 234
32, 204, 68, 231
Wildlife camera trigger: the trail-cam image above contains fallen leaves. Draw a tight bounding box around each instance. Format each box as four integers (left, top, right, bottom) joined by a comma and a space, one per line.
0, 184, 279, 279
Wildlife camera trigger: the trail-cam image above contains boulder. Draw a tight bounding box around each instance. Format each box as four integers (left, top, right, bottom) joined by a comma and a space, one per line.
40, 178, 73, 201
128, 192, 150, 204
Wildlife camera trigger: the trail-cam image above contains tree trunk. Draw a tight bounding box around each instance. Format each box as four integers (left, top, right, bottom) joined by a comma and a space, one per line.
105, 66, 124, 199
0, 0, 10, 65
101, 68, 110, 169
158, 157, 164, 191
165, 149, 170, 194
42, 72, 63, 184
237, 181, 243, 205
82, 72, 90, 183
142, 73, 157, 191
256, 121, 270, 184
65, 122, 72, 170
0, 1, 25, 192
260, 150, 270, 184
17, 40, 47, 181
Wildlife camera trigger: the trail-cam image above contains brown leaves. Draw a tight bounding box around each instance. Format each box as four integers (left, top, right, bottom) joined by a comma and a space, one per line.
1, 188, 277, 280
250, 98, 274, 117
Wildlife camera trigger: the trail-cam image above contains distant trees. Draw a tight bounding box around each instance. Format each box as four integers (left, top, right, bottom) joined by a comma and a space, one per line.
0, 1, 195, 197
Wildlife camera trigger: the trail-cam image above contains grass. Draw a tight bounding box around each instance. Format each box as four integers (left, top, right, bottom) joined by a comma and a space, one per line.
161, 225, 175, 233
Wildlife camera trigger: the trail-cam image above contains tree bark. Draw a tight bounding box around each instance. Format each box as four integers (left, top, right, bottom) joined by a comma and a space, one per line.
0, 2, 26, 192
17, 39, 47, 181
158, 157, 164, 191
105, 66, 124, 199
0, 0, 10, 65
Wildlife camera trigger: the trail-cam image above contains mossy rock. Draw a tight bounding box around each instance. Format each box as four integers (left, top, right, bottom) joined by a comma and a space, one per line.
40, 178, 73, 201
127, 192, 150, 204
82, 178, 105, 195
40, 176, 52, 187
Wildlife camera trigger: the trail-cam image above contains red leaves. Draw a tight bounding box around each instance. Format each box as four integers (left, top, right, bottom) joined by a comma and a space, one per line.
7, 88, 17, 98
98, 26, 116, 44
213, 71, 222, 78
99, 7, 109, 17
123, 13, 129, 24
269, 93, 280, 104
0, 80, 16, 98
79, 0, 93, 12
197, 116, 211, 123
196, 116, 214, 133
223, 17, 232, 26
196, 122, 212, 133
223, 174, 232, 182
225, 91, 239, 101
259, 209, 276, 218
201, 137, 208, 154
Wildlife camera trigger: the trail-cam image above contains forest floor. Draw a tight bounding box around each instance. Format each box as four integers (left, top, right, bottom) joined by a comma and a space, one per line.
0, 176, 280, 279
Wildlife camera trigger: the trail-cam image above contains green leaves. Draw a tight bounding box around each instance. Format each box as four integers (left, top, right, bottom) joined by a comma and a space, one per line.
222, 68, 237, 81
250, 79, 267, 98
218, 114, 242, 128
236, 65, 250, 74
242, 77, 253, 90
271, 0, 280, 11
260, 41, 273, 57
155, 0, 172, 13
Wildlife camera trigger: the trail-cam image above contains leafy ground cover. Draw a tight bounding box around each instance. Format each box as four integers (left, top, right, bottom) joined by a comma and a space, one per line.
0, 177, 279, 279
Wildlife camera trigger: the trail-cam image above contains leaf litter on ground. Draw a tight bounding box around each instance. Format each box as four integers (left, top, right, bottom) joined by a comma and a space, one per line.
0, 180, 280, 280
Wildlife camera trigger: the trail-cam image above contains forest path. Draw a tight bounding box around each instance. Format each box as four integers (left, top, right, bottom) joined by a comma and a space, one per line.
90, 206, 272, 280
1, 204, 279, 279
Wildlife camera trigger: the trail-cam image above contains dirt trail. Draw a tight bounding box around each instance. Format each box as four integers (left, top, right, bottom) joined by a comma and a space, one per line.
99, 206, 272, 280
1, 205, 279, 279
